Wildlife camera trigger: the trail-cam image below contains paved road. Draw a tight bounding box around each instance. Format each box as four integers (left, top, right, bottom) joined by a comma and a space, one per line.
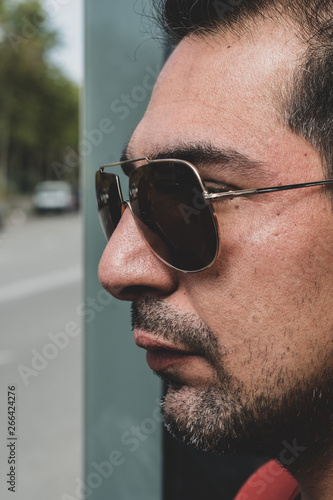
0, 212, 82, 500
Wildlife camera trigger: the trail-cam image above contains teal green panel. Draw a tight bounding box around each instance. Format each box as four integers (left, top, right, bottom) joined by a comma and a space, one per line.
83, 1, 164, 499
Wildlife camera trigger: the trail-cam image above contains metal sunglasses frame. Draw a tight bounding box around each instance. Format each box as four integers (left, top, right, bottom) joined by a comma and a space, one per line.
97, 156, 333, 273
99, 156, 333, 200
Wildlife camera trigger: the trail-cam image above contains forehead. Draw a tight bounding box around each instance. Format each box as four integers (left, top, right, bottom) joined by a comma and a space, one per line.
129, 22, 321, 178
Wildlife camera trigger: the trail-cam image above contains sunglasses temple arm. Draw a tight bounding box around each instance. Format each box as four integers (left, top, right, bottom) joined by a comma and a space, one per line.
205, 179, 333, 201
99, 157, 149, 171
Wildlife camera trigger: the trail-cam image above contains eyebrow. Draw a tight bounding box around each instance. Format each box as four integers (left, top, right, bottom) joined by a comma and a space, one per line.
120, 142, 271, 180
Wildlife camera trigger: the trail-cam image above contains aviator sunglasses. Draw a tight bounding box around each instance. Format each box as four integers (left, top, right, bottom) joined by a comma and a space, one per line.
95, 157, 333, 273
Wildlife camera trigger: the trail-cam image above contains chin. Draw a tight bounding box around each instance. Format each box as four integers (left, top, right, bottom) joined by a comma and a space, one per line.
160, 377, 333, 463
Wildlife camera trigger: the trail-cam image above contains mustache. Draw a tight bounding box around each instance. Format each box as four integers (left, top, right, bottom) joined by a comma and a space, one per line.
131, 297, 220, 365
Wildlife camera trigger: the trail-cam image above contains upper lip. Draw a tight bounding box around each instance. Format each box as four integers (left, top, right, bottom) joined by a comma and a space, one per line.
134, 332, 194, 354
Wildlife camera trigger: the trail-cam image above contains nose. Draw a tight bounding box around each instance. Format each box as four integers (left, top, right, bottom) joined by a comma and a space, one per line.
98, 207, 177, 301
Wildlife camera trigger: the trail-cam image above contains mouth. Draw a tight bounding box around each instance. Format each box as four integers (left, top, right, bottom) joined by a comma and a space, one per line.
134, 331, 200, 372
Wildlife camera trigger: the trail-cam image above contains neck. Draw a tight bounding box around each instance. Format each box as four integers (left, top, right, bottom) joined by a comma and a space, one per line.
285, 447, 333, 500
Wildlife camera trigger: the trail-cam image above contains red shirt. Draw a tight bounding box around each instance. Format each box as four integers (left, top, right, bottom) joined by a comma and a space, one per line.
234, 460, 301, 500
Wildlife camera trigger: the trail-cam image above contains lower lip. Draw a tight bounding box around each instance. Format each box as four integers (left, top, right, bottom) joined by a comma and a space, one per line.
146, 350, 196, 371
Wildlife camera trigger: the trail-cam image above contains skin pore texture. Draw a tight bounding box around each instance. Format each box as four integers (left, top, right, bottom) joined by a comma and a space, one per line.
99, 19, 333, 500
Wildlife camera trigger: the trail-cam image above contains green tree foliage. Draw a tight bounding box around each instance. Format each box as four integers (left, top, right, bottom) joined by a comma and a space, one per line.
0, 0, 79, 193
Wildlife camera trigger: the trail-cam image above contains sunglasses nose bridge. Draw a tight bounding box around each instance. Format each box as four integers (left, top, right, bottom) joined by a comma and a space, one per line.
121, 200, 129, 215
120, 201, 137, 229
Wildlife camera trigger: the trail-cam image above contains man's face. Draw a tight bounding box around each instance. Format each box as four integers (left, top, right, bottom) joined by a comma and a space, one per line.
99, 22, 333, 458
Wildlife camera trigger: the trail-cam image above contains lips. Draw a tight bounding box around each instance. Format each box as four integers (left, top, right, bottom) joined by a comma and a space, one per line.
134, 331, 198, 372
146, 349, 198, 371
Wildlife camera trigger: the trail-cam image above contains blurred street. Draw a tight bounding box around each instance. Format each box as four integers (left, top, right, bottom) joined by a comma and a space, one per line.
0, 211, 83, 499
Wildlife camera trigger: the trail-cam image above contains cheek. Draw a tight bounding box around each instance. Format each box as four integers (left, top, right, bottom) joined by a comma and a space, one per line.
181, 204, 333, 388
183, 199, 333, 342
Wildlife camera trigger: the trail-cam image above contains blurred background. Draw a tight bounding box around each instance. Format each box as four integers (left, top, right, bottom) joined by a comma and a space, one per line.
0, 1, 82, 499
0, 0, 81, 204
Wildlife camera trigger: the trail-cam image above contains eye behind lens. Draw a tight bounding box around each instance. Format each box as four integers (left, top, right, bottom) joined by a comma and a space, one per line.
128, 161, 219, 272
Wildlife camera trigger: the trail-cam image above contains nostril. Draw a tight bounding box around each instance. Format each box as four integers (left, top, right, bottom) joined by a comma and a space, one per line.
124, 284, 169, 296
110, 284, 169, 301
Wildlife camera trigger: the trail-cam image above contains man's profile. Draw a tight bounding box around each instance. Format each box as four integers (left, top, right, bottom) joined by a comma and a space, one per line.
97, 1, 333, 498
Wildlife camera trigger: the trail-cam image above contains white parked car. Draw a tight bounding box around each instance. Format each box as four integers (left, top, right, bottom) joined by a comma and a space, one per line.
32, 181, 75, 213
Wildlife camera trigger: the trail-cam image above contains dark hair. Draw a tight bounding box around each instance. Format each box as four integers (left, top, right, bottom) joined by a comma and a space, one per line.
151, 0, 333, 181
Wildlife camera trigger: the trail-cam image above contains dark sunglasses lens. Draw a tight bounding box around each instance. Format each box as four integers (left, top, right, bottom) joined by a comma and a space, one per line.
95, 170, 122, 240
129, 161, 218, 272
